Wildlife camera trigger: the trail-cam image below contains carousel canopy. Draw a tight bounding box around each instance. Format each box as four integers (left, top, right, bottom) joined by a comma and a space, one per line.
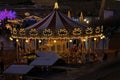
22, 2, 86, 37
12, 2, 103, 38
25, 10, 85, 30
25, 4, 85, 31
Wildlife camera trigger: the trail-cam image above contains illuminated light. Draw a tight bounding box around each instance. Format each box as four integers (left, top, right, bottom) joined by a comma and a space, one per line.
95, 26, 101, 33
100, 34, 105, 39
0, 9, 16, 20
6, 24, 11, 29
39, 40, 42, 43
80, 12, 84, 22
85, 27, 93, 34
102, 35, 105, 38
68, 10, 71, 18
19, 28, 25, 36
94, 38, 97, 41
43, 29, 53, 36
9, 37, 13, 41
12, 28, 17, 35
25, 15, 42, 21
25, 39, 29, 43
8, 19, 20, 24
29, 28, 38, 36
82, 38, 86, 42
73, 28, 82, 36
100, 34, 103, 37
86, 20, 89, 24
69, 40, 72, 42
54, 2, 59, 9
58, 29, 68, 36
16, 39, 19, 42
54, 40, 56, 43
100, 36, 103, 39
83, 39, 86, 42
84, 19, 87, 22
24, 12, 30, 16
100, 36, 105, 39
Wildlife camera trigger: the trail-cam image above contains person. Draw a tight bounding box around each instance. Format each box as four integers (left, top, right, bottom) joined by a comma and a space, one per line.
71, 44, 77, 52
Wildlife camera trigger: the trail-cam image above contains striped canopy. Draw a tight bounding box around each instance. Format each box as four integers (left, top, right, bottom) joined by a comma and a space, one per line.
25, 9, 86, 36
12, 3, 103, 38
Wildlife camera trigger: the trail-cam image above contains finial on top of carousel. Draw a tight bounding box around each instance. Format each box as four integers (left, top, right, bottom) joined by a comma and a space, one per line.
54, 2, 59, 10
68, 10, 71, 18
79, 12, 84, 23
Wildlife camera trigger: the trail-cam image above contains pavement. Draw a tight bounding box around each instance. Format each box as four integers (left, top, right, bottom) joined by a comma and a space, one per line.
1, 50, 120, 80
44, 62, 102, 80
77, 59, 120, 80
44, 58, 120, 80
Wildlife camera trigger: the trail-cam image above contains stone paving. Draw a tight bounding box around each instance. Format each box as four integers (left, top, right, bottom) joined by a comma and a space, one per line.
44, 63, 103, 80
1, 50, 120, 80
45, 59, 120, 80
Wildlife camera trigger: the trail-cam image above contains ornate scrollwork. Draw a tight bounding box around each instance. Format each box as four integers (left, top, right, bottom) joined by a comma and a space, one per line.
29, 29, 38, 36
73, 28, 82, 36
85, 27, 93, 34
95, 26, 101, 33
58, 29, 68, 36
43, 29, 52, 36
12, 28, 17, 35
19, 28, 25, 36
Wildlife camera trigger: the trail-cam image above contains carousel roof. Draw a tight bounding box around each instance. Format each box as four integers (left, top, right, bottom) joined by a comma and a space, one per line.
25, 3, 86, 32
12, 2, 103, 38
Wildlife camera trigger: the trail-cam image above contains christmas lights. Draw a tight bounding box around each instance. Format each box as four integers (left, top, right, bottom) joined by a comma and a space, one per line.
85, 27, 93, 34
58, 29, 68, 36
43, 29, 53, 36
19, 28, 25, 36
29, 28, 38, 36
73, 28, 82, 36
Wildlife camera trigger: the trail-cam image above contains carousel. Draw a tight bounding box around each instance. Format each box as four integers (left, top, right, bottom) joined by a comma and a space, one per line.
10, 2, 105, 63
